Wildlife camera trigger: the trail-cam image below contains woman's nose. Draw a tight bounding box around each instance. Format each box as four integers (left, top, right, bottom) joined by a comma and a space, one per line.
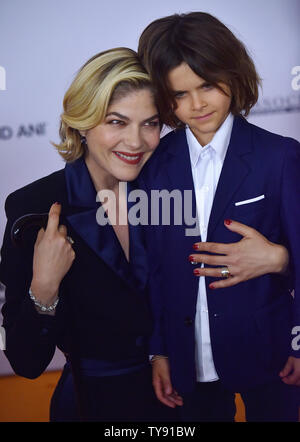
124, 127, 143, 149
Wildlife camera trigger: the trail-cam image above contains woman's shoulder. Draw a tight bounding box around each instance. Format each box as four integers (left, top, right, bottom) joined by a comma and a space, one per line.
5, 168, 66, 219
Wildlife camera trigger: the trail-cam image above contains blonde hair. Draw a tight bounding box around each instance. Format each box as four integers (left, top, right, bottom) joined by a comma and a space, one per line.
53, 47, 153, 162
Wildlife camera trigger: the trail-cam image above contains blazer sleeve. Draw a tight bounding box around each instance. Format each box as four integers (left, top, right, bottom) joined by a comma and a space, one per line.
280, 138, 300, 358
0, 192, 59, 378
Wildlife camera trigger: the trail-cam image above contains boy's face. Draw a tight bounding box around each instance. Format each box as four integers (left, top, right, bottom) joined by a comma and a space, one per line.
167, 62, 232, 146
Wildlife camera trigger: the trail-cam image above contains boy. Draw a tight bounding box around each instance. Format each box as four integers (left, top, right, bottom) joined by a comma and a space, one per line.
138, 12, 300, 421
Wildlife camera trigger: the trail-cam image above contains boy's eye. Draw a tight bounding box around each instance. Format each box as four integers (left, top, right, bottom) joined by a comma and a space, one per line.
202, 83, 213, 90
174, 92, 186, 99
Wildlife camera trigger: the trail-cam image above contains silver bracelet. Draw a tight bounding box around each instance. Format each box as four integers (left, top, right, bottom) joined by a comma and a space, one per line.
29, 287, 59, 312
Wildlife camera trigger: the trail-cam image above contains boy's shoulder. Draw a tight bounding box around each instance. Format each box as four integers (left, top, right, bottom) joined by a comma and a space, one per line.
243, 117, 299, 150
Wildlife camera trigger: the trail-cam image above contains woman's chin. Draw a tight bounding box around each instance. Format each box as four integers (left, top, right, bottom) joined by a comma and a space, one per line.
114, 169, 142, 183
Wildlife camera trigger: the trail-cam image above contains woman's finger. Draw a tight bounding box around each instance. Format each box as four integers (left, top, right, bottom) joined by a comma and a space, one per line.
46, 203, 61, 235
193, 241, 232, 255
58, 224, 67, 237
189, 253, 230, 266
193, 266, 234, 279
223, 219, 260, 238
208, 276, 241, 289
34, 228, 45, 246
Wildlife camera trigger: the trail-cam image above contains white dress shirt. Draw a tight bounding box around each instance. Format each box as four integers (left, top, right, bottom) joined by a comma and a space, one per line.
186, 113, 234, 382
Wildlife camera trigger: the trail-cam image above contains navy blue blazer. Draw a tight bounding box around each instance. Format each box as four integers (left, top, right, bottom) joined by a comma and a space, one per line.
0, 157, 152, 379
138, 116, 300, 393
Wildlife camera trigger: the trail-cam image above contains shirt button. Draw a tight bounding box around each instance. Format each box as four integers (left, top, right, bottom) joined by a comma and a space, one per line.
184, 317, 193, 326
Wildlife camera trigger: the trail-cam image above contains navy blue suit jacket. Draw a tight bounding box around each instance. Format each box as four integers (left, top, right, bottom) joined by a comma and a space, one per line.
139, 116, 300, 393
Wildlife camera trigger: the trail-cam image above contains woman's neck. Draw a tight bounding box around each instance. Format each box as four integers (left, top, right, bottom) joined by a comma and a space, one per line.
86, 161, 119, 194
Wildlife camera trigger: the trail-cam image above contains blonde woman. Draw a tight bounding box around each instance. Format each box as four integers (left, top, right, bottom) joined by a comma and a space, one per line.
0, 48, 167, 421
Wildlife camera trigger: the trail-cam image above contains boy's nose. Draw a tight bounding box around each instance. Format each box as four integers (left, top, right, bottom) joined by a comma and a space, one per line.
191, 93, 207, 111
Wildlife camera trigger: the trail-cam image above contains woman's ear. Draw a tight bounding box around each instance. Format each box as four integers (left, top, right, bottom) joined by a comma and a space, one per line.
79, 130, 87, 137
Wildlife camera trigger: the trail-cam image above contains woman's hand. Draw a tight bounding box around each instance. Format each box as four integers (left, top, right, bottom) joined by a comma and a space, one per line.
190, 219, 289, 289
30, 202, 75, 306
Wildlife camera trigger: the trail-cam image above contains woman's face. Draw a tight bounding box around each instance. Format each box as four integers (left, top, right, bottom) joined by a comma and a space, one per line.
83, 88, 160, 189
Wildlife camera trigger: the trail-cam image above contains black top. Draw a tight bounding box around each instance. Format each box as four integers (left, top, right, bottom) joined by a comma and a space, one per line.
0, 157, 152, 379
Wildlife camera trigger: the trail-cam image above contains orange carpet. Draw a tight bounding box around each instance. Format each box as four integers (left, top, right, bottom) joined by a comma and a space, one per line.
0, 371, 247, 422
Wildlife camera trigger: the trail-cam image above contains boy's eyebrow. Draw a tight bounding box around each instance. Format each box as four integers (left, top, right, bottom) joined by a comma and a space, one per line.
172, 89, 186, 94
171, 80, 212, 94
106, 112, 159, 123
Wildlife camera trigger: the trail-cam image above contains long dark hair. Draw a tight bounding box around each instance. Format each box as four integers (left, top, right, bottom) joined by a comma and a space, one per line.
138, 12, 261, 128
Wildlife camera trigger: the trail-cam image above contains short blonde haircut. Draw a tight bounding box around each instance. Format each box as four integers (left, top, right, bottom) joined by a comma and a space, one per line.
53, 47, 152, 162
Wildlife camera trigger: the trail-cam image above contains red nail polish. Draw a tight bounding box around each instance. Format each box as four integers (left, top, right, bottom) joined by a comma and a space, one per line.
224, 219, 232, 225
193, 269, 201, 276
189, 255, 195, 262
209, 283, 215, 289
193, 244, 199, 250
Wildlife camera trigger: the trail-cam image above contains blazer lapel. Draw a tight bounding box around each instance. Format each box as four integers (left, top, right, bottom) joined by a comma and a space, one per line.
127, 180, 149, 291
64, 158, 137, 290
207, 117, 253, 239
163, 130, 199, 236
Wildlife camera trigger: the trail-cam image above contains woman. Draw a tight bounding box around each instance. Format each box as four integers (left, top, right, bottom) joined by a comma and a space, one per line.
0, 47, 165, 422
0, 47, 290, 422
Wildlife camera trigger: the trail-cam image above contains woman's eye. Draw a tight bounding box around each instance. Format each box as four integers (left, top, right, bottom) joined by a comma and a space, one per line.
107, 119, 125, 126
144, 120, 160, 127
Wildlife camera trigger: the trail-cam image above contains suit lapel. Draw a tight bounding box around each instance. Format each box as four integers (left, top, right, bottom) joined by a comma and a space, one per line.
207, 117, 253, 239
163, 130, 199, 236
127, 180, 148, 291
64, 158, 140, 291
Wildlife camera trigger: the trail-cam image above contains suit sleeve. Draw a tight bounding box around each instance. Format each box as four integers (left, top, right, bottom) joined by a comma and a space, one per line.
280, 139, 300, 358
0, 193, 58, 378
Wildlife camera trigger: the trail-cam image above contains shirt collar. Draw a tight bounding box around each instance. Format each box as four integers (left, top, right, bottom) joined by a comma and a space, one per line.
186, 113, 234, 167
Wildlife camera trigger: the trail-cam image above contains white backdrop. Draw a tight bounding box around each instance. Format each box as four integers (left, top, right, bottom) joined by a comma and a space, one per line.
0, 0, 299, 375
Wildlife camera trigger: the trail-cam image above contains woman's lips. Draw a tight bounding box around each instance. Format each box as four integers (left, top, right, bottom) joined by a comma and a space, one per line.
113, 151, 144, 165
